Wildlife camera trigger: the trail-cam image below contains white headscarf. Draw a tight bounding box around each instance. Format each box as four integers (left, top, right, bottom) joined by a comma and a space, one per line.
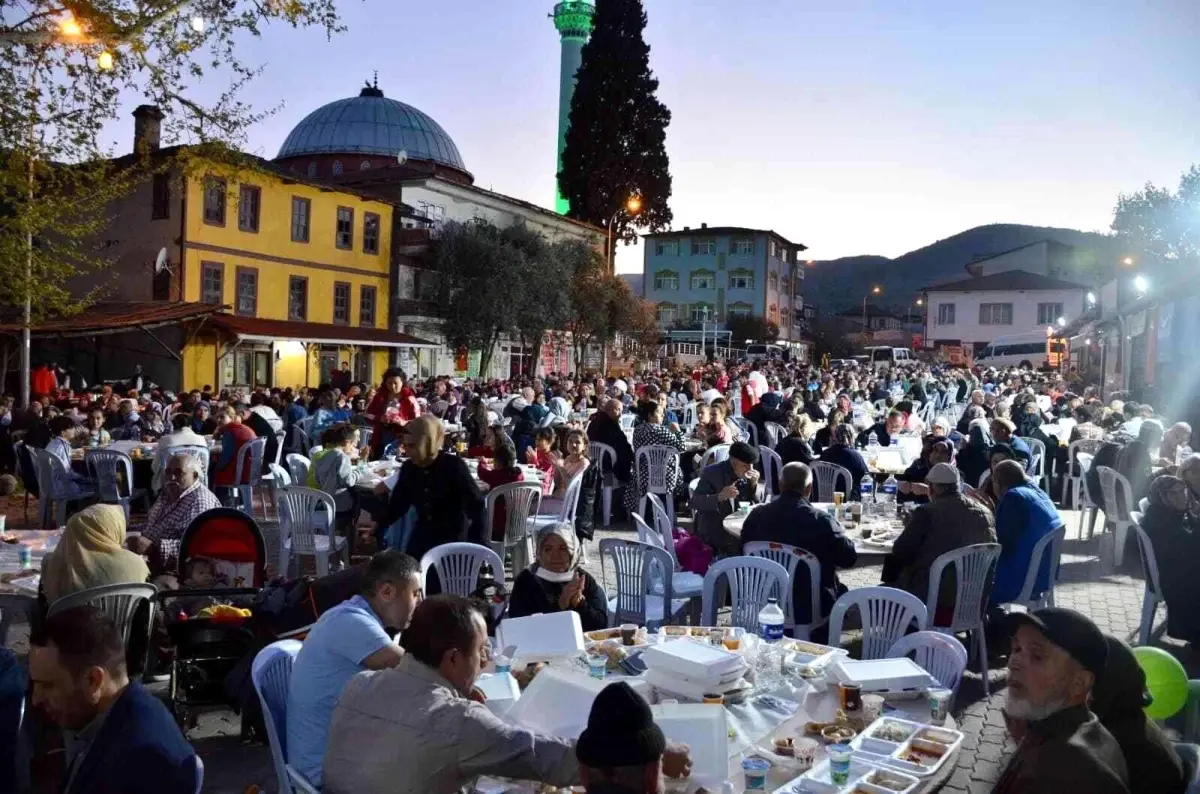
532, 522, 580, 584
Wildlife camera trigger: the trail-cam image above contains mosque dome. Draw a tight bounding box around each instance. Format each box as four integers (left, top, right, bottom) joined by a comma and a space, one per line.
276, 83, 466, 172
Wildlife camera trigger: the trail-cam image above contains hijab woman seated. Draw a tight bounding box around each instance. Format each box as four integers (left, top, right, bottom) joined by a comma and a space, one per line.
1140, 472, 1200, 645
42, 504, 150, 603
507, 523, 608, 632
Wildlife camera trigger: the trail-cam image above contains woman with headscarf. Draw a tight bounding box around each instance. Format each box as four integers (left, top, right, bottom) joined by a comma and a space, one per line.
1141, 473, 1200, 644
42, 504, 150, 602
955, 419, 993, 494
507, 523, 608, 631
383, 416, 486, 564
818, 424, 871, 502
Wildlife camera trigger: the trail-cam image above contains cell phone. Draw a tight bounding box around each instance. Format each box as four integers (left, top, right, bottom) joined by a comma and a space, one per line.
618, 652, 648, 676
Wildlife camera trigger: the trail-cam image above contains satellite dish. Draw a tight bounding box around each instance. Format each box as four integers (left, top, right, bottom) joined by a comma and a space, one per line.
396, 149, 408, 166
154, 247, 170, 274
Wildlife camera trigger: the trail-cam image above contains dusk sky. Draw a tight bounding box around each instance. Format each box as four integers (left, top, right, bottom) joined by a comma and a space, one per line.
115, 0, 1198, 272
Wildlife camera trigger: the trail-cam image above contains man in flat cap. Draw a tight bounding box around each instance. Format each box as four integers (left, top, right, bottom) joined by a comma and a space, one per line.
690, 441, 761, 557
993, 607, 1130, 794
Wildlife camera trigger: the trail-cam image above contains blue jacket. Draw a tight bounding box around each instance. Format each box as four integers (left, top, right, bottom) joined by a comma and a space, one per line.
1008, 435, 1035, 472
990, 484, 1060, 605
65, 682, 199, 794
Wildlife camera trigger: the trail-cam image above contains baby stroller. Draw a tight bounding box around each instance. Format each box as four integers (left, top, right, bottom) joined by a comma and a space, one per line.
158, 508, 267, 728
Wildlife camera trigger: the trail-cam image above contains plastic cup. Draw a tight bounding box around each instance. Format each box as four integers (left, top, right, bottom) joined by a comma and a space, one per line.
587, 654, 607, 680
709, 627, 725, 646
928, 687, 953, 723
742, 756, 771, 791
620, 623, 638, 646
0, 514, 6, 533
839, 682, 863, 712
828, 743, 853, 785
832, 491, 844, 506
702, 692, 724, 705
793, 737, 820, 772
723, 629, 742, 651
737, 501, 751, 515
862, 693, 885, 724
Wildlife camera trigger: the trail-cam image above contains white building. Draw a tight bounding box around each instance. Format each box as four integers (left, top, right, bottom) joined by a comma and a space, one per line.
923, 270, 1089, 356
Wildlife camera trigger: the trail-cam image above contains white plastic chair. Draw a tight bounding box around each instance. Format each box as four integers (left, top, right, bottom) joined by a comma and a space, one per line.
700, 444, 731, 470
250, 640, 319, 794
888, 631, 969, 698
811, 461, 852, 504
642, 493, 704, 601
618, 414, 637, 432
277, 486, 348, 577
289, 424, 311, 455
0, 593, 35, 648
599, 538, 687, 629
700, 556, 791, 632
1004, 524, 1067, 610
1019, 436, 1048, 492
1097, 465, 1135, 567
587, 441, 617, 527
420, 542, 505, 598
486, 482, 542, 574
1062, 438, 1102, 508
759, 446, 783, 501
29, 446, 97, 528
925, 543, 1002, 695
635, 445, 679, 528
47, 583, 157, 653
744, 541, 824, 640
528, 471, 585, 534
285, 453, 311, 488
731, 417, 758, 446
1173, 742, 1200, 794
226, 437, 268, 519
1077, 452, 1101, 537
764, 421, 787, 449
680, 402, 699, 431
165, 445, 210, 488
85, 448, 149, 520
1131, 518, 1164, 646
828, 586, 929, 660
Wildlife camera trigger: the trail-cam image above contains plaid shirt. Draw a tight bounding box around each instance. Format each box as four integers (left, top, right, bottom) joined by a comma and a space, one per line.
142, 482, 222, 573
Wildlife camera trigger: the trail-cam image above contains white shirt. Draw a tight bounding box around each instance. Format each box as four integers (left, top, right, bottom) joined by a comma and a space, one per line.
749, 371, 768, 394
250, 405, 284, 434
700, 388, 722, 404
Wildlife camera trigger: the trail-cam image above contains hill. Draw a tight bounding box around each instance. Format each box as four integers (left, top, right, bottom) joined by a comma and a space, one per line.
804, 224, 1120, 314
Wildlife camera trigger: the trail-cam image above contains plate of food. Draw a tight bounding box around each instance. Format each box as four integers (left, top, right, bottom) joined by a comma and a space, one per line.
851, 722, 963, 778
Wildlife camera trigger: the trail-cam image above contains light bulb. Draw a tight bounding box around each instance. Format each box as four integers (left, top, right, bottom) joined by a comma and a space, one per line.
97, 50, 114, 71
190, 16, 205, 33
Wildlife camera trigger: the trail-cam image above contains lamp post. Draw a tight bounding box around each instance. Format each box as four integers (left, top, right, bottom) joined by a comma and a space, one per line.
907, 297, 923, 326
862, 285, 881, 334
606, 194, 642, 274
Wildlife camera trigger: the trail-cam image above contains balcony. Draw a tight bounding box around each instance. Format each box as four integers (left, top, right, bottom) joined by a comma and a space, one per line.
394, 298, 441, 319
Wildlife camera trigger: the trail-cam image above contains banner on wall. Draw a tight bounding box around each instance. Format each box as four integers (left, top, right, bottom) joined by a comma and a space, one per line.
455, 347, 469, 373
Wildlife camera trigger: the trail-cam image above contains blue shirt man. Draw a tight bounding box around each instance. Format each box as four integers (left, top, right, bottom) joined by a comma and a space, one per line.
286, 551, 422, 786
989, 461, 1061, 605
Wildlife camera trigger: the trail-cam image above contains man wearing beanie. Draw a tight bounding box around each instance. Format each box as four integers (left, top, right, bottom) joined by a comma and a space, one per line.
577, 683, 691, 793
690, 441, 761, 557
993, 608, 1130, 794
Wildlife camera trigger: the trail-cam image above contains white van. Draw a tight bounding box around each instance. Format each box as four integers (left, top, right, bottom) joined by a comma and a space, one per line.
975, 332, 1050, 369
745, 344, 785, 363
862, 346, 914, 371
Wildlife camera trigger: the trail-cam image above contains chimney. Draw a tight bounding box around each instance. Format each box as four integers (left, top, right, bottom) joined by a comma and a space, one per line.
683, 226, 690, 231
701, 223, 708, 229
132, 105, 164, 153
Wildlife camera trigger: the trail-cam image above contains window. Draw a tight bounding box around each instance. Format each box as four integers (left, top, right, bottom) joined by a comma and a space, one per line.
728, 271, 754, 290
237, 185, 261, 233
151, 173, 170, 220
291, 197, 310, 243
333, 281, 351, 324
235, 267, 258, 316
769, 241, 777, 258
727, 302, 752, 320
335, 207, 353, 250
732, 239, 754, 255
690, 304, 713, 323
937, 303, 956, 325
200, 262, 223, 305
360, 285, 377, 327
768, 272, 779, 292
1037, 302, 1064, 325
203, 177, 226, 225
690, 271, 715, 290
656, 304, 676, 324
306, 162, 317, 177
654, 241, 679, 256
780, 308, 790, 327
332, 160, 343, 175
288, 276, 307, 321
653, 271, 679, 291
691, 240, 716, 255
363, 212, 380, 254
779, 247, 790, 263
979, 302, 1013, 325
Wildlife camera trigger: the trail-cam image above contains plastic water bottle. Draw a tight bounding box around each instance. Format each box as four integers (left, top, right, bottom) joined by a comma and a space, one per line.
867, 430, 880, 461
890, 436, 899, 447
880, 474, 898, 510
756, 598, 786, 690
859, 473, 875, 504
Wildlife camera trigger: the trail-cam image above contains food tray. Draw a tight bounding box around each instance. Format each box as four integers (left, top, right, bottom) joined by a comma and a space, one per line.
585, 627, 651, 646
827, 658, 937, 694
781, 638, 848, 670
658, 625, 746, 640
850, 719, 963, 779
641, 638, 746, 680
774, 757, 919, 794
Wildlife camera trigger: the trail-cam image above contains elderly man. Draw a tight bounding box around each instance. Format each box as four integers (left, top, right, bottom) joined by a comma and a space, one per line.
132, 452, 221, 579
577, 682, 690, 793
883, 463, 996, 622
323, 595, 690, 794
991, 417, 1034, 472
587, 398, 634, 483
856, 408, 905, 449
989, 460, 1062, 607
691, 442, 761, 557
994, 608, 1129, 793
152, 414, 207, 492
739, 463, 857, 636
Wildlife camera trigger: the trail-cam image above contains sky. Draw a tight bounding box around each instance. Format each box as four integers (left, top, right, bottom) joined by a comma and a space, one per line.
107, 0, 1199, 273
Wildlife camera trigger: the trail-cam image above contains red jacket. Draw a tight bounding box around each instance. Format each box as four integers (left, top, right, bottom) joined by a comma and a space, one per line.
31, 366, 57, 399
213, 422, 257, 487
367, 387, 421, 457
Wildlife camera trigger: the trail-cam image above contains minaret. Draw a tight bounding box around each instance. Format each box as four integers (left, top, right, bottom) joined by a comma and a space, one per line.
551, 1, 595, 215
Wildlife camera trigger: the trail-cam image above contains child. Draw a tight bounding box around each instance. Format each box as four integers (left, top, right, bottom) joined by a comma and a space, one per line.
524, 427, 557, 497
477, 441, 525, 542
310, 423, 364, 548
543, 429, 591, 515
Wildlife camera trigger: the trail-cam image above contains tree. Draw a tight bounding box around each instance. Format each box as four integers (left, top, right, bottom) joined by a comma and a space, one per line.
506, 224, 569, 376
1111, 164, 1199, 272
726, 314, 779, 346
559, 0, 672, 244
562, 239, 614, 373
0, 1, 345, 404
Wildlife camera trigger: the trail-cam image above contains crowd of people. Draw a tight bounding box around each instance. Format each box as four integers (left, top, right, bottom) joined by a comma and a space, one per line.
3, 352, 1199, 793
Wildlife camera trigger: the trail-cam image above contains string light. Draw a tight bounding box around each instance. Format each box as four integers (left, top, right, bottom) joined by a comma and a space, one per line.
97, 50, 114, 71
190, 16, 205, 33
59, 15, 83, 38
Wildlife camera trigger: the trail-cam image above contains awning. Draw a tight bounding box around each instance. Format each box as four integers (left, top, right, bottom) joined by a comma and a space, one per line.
0, 301, 225, 339
1057, 307, 1100, 339
207, 314, 440, 349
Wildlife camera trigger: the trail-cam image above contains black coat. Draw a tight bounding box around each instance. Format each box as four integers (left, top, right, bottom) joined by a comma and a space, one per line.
855, 421, 894, 449
243, 411, 279, 468
993, 704, 1129, 794
587, 413, 633, 482
1142, 503, 1200, 642
384, 453, 487, 563
507, 567, 609, 632
738, 493, 858, 624
776, 435, 815, 467
818, 445, 870, 501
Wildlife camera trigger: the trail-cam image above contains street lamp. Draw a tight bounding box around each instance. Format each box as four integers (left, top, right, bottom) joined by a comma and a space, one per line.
1133, 275, 1149, 295
862, 285, 881, 332
1122, 256, 1135, 266
1086, 291, 1096, 306
606, 194, 642, 273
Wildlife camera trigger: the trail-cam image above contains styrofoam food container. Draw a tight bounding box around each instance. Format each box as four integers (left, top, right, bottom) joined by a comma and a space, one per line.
641, 638, 745, 680
775, 756, 918, 794
506, 666, 652, 739
644, 667, 751, 702
781, 638, 847, 670
495, 611, 584, 664
644, 656, 748, 690
828, 657, 937, 694
853, 724, 963, 779
651, 703, 731, 783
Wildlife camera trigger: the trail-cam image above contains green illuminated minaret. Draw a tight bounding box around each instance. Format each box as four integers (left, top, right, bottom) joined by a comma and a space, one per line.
551, 1, 595, 215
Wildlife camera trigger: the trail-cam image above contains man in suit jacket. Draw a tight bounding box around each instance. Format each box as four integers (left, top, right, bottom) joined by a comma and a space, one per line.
739, 462, 858, 636
29, 605, 199, 794
586, 398, 634, 483
690, 442, 761, 557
